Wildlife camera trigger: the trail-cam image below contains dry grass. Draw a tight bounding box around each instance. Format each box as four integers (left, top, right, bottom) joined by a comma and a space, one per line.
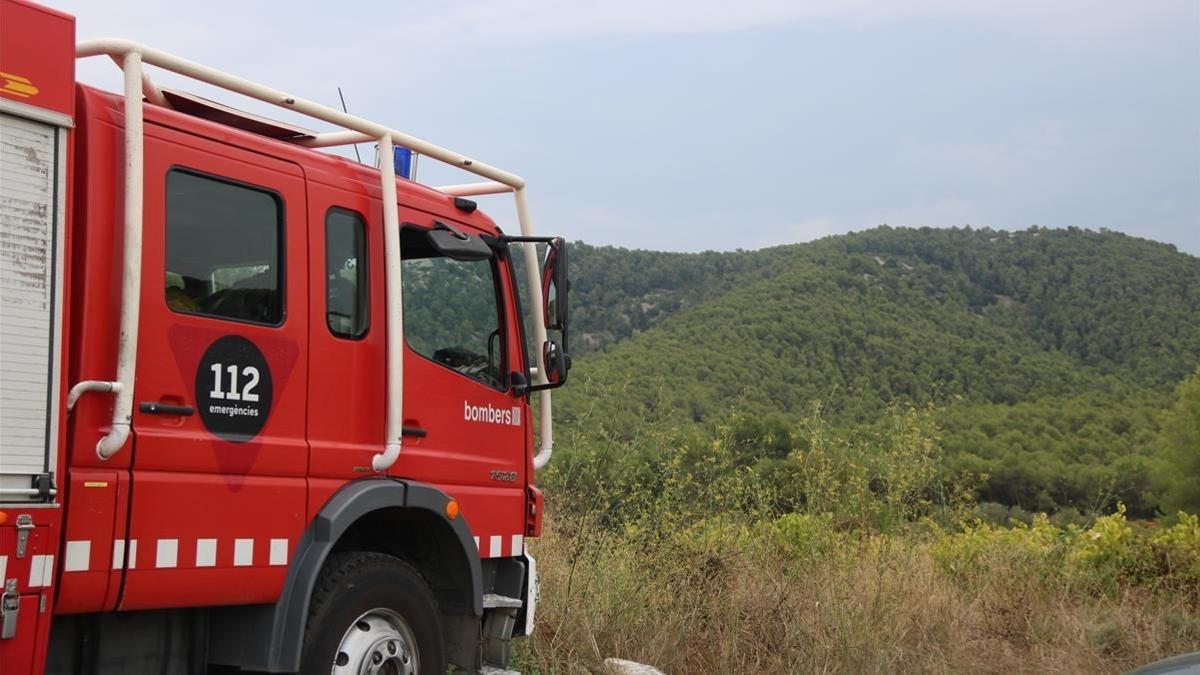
526, 405, 1200, 673
518, 519, 1200, 674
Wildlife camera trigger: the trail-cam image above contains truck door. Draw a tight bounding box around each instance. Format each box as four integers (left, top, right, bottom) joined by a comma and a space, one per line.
304, 195, 529, 561
117, 126, 308, 609
305, 182, 387, 485
394, 222, 530, 560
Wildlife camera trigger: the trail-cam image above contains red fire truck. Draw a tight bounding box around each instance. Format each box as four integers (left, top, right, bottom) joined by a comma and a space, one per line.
0, 1, 571, 672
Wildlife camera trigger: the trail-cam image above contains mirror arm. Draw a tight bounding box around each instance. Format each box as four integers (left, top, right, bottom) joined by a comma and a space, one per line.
509, 371, 529, 396
529, 380, 563, 393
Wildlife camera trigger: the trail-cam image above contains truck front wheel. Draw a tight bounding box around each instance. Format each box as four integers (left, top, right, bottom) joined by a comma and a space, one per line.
300, 552, 446, 675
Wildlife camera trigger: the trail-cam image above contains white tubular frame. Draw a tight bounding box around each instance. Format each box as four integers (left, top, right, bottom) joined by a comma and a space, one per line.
93, 51, 144, 459
435, 181, 514, 197
374, 134, 404, 472
75, 38, 555, 471
66, 380, 121, 413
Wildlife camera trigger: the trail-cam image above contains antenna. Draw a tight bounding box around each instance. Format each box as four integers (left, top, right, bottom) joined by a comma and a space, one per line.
336, 86, 362, 162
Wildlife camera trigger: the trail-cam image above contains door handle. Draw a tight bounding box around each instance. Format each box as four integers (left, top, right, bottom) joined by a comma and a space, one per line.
402, 426, 427, 438
139, 401, 195, 416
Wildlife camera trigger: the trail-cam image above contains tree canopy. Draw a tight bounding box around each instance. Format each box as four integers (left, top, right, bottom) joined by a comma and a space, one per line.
557, 226, 1200, 517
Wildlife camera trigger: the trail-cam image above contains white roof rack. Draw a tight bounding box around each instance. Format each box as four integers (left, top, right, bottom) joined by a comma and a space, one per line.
74, 39, 554, 471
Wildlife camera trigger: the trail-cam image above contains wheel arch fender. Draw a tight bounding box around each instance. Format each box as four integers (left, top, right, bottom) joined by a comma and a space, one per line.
209, 478, 481, 672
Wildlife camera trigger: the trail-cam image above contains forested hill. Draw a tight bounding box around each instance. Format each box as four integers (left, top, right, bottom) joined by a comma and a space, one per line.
569, 227, 1199, 378
559, 227, 1200, 517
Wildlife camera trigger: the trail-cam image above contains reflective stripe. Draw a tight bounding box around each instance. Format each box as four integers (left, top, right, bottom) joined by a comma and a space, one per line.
269, 539, 288, 566
156, 539, 179, 568
233, 539, 254, 566
64, 537, 305, 571
196, 539, 217, 567
64, 540, 90, 572
471, 534, 527, 558
28, 554, 53, 587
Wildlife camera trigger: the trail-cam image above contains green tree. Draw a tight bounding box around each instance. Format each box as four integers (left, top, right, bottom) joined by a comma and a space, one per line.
1159, 368, 1200, 514
556, 227, 1199, 516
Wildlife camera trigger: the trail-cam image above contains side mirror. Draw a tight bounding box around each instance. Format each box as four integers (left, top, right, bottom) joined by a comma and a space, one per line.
531, 339, 569, 390
501, 233, 571, 392
541, 238, 568, 331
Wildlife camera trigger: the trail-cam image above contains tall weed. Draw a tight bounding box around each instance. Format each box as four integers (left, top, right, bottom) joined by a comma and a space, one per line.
525, 401, 1199, 672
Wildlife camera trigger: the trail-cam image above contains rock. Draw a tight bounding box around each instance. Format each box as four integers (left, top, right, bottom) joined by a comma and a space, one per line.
602, 657, 666, 675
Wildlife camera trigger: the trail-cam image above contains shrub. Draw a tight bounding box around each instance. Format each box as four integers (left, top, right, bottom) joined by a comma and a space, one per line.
1150, 512, 1200, 588
931, 513, 1066, 588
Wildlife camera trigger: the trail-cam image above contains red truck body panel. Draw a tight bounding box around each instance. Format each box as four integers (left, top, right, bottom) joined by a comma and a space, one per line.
1, 3, 76, 672
0, 0, 74, 117
1, 1, 541, 669
53, 84, 534, 609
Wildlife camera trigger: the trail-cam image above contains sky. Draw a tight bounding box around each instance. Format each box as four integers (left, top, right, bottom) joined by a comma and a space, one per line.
61, 0, 1199, 255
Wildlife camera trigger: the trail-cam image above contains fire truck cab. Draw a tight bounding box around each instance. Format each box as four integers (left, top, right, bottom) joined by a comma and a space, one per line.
0, 1, 569, 673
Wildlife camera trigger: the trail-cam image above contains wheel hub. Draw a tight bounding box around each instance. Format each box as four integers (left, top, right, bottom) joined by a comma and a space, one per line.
331, 608, 418, 675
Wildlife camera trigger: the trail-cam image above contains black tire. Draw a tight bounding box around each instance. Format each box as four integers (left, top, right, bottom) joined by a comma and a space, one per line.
300, 552, 446, 675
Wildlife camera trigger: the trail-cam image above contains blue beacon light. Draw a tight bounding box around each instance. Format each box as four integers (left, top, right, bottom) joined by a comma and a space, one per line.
393, 146, 415, 179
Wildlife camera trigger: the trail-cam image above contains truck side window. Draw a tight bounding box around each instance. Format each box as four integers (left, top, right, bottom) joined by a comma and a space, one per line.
164, 170, 283, 325
325, 208, 368, 338
401, 228, 504, 389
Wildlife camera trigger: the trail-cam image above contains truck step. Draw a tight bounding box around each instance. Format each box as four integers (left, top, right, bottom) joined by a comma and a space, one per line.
482, 593, 523, 609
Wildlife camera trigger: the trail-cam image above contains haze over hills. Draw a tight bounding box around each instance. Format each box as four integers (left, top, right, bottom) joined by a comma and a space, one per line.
557, 226, 1200, 517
